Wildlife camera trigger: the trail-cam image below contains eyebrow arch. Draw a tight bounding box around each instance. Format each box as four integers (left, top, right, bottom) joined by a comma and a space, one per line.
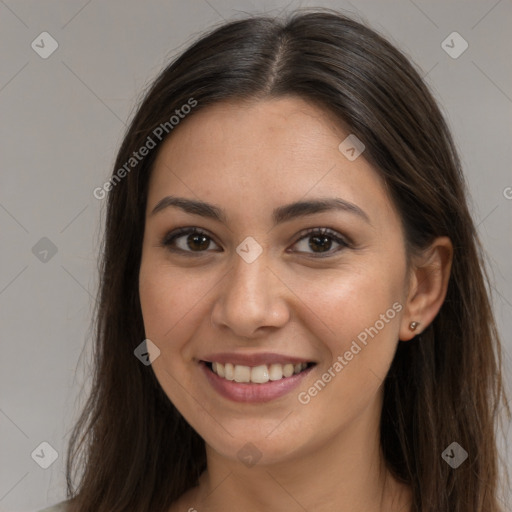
150, 195, 371, 226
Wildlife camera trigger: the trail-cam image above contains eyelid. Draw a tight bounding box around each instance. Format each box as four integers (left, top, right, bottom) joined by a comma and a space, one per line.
161, 226, 221, 254
161, 226, 351, 256
290, 227, 351, 257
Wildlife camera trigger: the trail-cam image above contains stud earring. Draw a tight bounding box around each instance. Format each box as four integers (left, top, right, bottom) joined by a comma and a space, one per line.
409, 321, 420, 331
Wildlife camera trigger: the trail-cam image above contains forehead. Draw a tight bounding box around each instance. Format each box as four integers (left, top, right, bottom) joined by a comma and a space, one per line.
147, 96, 398, 226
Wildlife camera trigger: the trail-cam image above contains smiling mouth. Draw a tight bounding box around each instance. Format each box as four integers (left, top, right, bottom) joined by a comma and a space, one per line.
202, 361, 316, 384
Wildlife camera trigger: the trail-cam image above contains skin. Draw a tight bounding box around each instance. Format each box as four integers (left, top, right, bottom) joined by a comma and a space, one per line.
138, 96, 453, 512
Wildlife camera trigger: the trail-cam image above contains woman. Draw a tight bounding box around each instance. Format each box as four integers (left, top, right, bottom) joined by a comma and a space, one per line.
39, 8, 509, 512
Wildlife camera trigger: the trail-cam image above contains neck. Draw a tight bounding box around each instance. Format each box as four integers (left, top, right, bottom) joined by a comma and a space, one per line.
178, 395, 412, 512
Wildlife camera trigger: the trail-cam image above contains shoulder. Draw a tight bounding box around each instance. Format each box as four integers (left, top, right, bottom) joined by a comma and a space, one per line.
36, 500, 70, 512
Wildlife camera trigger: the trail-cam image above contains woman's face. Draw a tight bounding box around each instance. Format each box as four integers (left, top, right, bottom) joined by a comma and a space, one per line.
139, 96, 411, 466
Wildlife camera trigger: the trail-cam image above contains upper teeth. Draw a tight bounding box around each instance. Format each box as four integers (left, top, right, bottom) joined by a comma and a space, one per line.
211, 362, 308, 383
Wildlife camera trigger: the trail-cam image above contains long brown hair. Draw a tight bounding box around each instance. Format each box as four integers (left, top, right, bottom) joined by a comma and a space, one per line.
65, 9, 510, 511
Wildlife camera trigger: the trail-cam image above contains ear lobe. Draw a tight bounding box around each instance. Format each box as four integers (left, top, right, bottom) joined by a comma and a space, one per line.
399, 236, 453, 341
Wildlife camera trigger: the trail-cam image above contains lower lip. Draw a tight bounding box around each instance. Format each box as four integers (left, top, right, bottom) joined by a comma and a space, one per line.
201, 362, 314, 403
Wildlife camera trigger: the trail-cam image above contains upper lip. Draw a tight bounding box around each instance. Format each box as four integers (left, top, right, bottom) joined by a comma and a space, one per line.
200, 352, 315, 367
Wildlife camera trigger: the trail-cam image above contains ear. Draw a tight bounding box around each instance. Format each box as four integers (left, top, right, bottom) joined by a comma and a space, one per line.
399, 236, 453, 341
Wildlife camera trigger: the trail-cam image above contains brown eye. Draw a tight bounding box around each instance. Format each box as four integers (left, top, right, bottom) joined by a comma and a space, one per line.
162, 227, 221, 254
291, 228, 349, 257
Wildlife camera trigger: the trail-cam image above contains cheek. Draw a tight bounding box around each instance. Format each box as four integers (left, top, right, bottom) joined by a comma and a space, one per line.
138, 264, 202, 402
290, 260, 403, 346
292, 258, 404, 398
139, 258, 223, 359
139, 261, 193, 342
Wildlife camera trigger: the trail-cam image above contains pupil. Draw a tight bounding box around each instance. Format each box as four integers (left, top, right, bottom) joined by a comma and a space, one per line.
310, 235, 331, 252
185, 234, 332, 252
188, 234, 209, 251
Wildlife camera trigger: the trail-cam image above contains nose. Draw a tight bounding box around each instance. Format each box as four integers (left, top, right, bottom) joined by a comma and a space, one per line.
210, 249, 290, 339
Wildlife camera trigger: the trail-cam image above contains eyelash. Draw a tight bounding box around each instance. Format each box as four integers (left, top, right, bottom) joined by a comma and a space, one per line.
160, 226, 351, 258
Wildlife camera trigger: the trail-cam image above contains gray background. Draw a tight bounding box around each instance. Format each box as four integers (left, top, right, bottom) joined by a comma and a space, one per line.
0, 1, 510, 511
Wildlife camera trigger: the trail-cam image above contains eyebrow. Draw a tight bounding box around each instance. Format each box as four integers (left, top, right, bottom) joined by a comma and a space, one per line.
150, 195, 371, 225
